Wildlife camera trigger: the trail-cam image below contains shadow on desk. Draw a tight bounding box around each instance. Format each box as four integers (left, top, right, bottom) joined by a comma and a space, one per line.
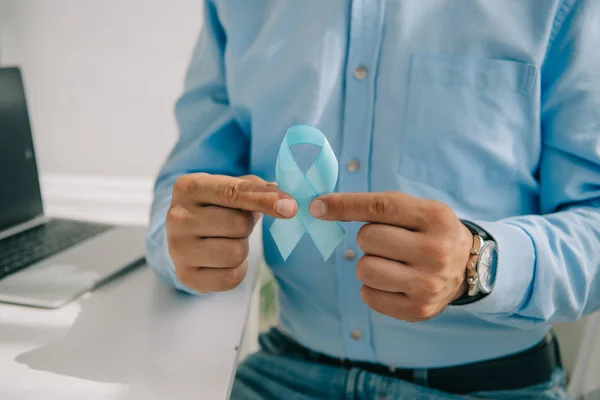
15, 265, 248, 399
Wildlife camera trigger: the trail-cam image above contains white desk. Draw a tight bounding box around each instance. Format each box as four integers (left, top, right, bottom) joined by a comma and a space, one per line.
0, 233, 261, 400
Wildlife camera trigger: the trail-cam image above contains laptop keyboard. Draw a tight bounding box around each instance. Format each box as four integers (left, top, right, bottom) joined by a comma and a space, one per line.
0, 219, 113, 280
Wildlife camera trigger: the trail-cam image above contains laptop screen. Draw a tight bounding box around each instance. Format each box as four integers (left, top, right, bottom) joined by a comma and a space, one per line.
0, 67, 44, 232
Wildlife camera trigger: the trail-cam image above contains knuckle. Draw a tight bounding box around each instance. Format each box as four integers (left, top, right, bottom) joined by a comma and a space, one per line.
173, 175, 198, 196
422, 278, 444, 295
421, 238, 451, 265
219, 180, 242, 204
367, 195, 389, 217
437, 240, 454, 264
424, 201, 454, 225
166, 205, 189, 227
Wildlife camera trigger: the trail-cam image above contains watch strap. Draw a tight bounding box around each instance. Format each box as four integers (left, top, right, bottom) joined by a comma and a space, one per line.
450, 221, 493, 306
462, 220, 492, 241
451, 290, 488, 305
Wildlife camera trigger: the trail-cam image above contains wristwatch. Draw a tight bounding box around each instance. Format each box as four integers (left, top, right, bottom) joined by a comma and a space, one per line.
451, 221, 498, 305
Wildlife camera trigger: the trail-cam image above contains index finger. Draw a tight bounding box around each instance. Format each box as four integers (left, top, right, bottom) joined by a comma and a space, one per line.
309, 191, 425, 229
174, 173, 297, 219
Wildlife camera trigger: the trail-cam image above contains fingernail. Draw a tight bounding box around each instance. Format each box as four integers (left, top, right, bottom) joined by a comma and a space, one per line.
252, 212, 262, 222
275, 199, 296, 218
309, 199, 326, 218
265, 182, 279, 187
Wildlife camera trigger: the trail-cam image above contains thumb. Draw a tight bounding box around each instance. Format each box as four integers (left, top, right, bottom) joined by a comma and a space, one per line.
239, 175, 295, 219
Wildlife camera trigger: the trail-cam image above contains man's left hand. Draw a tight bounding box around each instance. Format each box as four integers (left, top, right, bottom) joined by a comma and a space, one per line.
310, 191, 473, 322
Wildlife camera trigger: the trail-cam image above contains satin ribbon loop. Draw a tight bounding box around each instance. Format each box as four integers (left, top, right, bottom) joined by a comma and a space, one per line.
270, 125, 345, 261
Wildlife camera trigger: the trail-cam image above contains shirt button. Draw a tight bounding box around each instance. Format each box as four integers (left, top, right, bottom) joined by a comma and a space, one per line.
350, 329, 362, 341
344, 248, 356, 260
354, 66, 368, 80
346, 159, 360, 172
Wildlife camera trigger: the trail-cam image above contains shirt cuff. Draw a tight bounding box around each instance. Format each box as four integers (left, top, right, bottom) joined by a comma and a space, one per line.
448, 220, 536, 314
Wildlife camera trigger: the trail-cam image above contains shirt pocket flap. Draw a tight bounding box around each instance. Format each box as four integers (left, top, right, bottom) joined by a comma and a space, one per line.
410, 54, 537, 94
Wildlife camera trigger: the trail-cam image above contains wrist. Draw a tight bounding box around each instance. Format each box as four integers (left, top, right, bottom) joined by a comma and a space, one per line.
452, 279, 469, 302
451, 221, 498, 305
454, 222, 474, 297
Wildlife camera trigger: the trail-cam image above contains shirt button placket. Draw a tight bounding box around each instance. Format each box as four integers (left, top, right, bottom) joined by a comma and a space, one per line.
354, 66, 368, 80
344, 248, 357, 261
346, 159, 360, 172
336, 0, 386, 363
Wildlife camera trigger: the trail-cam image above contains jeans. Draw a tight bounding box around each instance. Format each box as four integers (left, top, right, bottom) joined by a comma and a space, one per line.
231, 329, 570, 400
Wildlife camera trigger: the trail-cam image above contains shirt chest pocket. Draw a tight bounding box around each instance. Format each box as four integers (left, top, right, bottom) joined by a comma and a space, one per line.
399, 55, 537, 199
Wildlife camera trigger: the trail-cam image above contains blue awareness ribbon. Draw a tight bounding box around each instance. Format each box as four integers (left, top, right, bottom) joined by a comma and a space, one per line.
270, 124, 345, 261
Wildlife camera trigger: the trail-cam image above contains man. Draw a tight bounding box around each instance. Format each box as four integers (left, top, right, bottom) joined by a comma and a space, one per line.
146, 1, 600, 398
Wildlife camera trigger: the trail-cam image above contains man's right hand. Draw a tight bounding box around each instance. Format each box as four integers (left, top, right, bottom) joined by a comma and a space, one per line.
166, 173, 297, 293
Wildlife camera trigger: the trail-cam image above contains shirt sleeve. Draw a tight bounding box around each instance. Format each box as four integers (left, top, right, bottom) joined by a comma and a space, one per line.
453, 0, 600, 327
145, 0, 249, 294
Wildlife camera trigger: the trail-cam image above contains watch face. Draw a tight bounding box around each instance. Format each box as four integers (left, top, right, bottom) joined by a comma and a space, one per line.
477, 242, 498, 294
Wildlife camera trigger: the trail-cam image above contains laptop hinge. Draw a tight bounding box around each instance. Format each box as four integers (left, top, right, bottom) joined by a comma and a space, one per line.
0, 215, 49, 241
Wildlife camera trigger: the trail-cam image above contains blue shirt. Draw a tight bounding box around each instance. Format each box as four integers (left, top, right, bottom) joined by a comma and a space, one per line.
146, 0, 600, 368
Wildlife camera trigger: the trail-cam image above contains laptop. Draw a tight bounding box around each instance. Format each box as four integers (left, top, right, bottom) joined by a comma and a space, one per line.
0, 66, 146, 308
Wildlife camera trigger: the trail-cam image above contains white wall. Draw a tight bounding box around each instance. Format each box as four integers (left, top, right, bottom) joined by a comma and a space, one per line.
0, 2, 262, 356
0, 1, 598, 391
0, 0, 203, 179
